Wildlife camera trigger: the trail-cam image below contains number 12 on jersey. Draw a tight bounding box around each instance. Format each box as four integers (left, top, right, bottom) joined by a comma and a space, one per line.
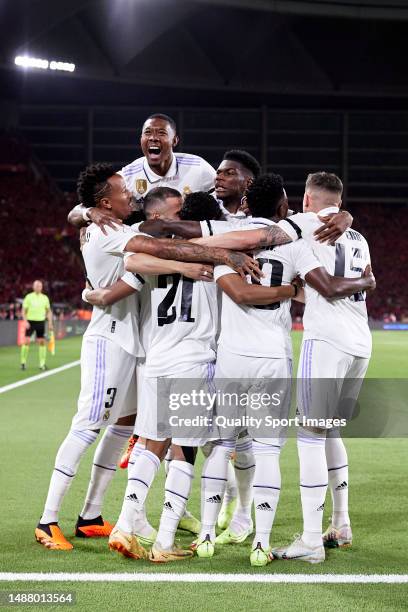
157, 274, 195, 326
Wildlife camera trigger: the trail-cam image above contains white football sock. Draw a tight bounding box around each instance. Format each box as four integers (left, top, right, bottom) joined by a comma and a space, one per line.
199, 440, 234, 541
128, 439, 156, 536
80, 425, 133, 520
224, 461, 238, 504
116, 449, 160, 534
326, 432, 350, 527
156, 460, 194, 550
252, 440, 281, 550
163, 447, 172, 476
40, 429, 98, 524
297, 428, 328, 548
229, 436, 255, 533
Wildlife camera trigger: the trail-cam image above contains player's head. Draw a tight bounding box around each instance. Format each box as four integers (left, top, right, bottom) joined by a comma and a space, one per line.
245, 173, 288, 221
303, 172, 343, 213
179, 192, 224, 221
215, 150, 261, 201
143, 187, 182, 220
32, 280, 43, 293
77, 163, 133, 220
140, 114, 179, 170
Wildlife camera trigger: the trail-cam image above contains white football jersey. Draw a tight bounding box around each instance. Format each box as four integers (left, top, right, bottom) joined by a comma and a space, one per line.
120, 153, 216, 202
139, 274, 218, 377
279, 207, 372, 358
82, 223, 145, 357
215, 232, 320, 359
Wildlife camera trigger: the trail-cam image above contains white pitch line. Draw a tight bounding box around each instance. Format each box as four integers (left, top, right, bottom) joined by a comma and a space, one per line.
0, 573, 407, 584
0, 360, 80, 395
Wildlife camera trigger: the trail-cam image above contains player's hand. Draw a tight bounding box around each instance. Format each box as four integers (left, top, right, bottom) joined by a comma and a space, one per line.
88, 208, 122, 235
181, 263, 214, 282
225, 252, 263, 281
291, 275, 304, 290
25, 321, 30, 330
314, 210, 353, 245
362, 264, 376, 291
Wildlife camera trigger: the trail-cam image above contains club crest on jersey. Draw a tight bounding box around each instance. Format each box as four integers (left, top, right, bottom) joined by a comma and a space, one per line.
135, 179, 147, 195
103, 409, 110, 421
183, 185, 192, 195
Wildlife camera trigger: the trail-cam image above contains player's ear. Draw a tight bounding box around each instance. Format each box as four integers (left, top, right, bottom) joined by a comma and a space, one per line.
99, 197, 111, 210
172, 134, 179, 148
338, 199, 342, 209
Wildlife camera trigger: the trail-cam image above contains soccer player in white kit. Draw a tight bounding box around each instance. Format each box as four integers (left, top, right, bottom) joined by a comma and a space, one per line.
35, 163, 260, 553
67, 113, 216, 230
107, 191, 262, 562
194, 174, 375, 564
269, 172, 374, 562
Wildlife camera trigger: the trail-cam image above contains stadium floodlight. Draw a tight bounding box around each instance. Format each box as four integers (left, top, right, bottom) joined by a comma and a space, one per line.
15, 55, 49, 70
14, 55, 75, 72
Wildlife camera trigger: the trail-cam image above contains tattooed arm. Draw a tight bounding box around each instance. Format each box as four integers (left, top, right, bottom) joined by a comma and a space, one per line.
192, 224, 292, 251
138, 219, 202, 239
123, 235, 261, 280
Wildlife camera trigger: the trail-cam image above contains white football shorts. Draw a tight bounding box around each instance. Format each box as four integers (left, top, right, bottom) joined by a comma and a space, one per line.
135, 360, 216, 446
71, 335, 137, 430
296, 338, 369, 422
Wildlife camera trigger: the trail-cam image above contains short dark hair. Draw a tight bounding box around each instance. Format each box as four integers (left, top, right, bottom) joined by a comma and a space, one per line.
180, 192, 224, 222
222, 149, 261, 178
143, 187, 181, 214
144, 113, 177, 133
246, 173, 285, 218
77, 162, 116, 208
306, 172, 343, 196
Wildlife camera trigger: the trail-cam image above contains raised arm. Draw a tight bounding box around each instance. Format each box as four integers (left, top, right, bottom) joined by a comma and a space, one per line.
314, 210, 353, 244
123, 234, 261, 280
125, 253, 213, 282
305, 264, 375, 299
192, 224, 292, 251
217, 273, 296, 305
68, 203, 123, 234
138, 219, 203, 239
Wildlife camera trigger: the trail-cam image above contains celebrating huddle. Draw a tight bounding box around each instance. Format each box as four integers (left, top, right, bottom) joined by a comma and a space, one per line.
35, 114, 375, 566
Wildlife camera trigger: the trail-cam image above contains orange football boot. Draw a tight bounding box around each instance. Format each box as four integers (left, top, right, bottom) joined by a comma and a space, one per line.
118, 435, 138, 469
35, 522, 73, 551
75, 515, 113, 538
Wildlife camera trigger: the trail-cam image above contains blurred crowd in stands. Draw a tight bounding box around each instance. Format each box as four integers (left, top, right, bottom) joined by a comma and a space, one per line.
0, 131, 407, 322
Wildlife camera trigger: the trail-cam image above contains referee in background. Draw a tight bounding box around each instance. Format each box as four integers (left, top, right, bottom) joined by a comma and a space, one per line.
20, 280, 53, 371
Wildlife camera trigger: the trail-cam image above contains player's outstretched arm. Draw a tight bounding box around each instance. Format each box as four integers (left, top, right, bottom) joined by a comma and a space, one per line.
82, 279, 137, 307
125, 253, 213, 282
314, 210, 353, 244
305, 264, 376, 299
138, 219, 202, 239
67, 203, 122, 235
124, 235, 262, 281
217, 274, 296, 305
192, 225, 292, 251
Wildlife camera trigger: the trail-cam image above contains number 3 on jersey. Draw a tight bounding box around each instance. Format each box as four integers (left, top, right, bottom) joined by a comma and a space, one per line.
157, 274, 195, 326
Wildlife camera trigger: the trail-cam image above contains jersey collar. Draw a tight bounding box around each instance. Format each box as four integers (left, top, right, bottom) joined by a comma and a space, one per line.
318, 206, 341, 216
143, 154, 178, 184
218, 201, 247, 219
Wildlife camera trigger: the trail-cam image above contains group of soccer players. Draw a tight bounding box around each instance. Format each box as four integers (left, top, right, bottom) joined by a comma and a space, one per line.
35, 113, 375, 566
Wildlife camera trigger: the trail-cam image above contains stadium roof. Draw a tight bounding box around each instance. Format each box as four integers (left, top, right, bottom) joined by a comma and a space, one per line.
1, 0, 407, 101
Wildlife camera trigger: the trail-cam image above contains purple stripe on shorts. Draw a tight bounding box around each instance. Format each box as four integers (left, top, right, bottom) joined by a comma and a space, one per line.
307, 340, 314, 415
94, 340, 106, 422
90, 339, 101, 422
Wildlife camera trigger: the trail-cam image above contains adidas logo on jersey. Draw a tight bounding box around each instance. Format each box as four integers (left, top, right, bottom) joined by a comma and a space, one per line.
206, 494, 222, 503
317, 503, 325, 511
164, 501, 175, 512
335, 481, 348, 490
125, 493, 139, 503
256, 502, 273, 511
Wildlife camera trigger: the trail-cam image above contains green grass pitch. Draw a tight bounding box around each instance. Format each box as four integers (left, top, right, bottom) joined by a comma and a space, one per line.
0, 332, 407, 610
